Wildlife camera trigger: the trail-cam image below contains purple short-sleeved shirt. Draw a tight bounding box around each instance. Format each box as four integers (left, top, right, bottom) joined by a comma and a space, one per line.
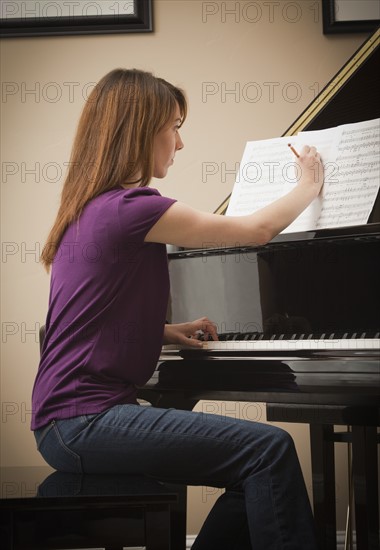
31, 187, 176, 430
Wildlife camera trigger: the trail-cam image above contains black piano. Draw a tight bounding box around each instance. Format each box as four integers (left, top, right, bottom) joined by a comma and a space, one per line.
139, 29, 380, 550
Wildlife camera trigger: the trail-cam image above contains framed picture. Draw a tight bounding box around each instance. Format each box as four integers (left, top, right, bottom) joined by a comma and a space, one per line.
0, 0, 153, 38
322, 0, 380, 34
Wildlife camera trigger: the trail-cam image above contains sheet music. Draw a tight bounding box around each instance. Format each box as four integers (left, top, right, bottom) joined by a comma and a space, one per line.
226, 118, 380, 232
299, 119, 380, 228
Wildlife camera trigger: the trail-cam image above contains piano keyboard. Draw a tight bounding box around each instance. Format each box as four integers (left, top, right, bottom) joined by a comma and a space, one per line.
194, 338, 380, 351
163, 332, 380, 352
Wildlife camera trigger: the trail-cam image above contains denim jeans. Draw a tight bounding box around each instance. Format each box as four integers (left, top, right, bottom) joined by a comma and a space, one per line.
34, 403, 318, 550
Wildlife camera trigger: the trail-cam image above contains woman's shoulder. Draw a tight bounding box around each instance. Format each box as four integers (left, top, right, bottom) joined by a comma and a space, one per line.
88, 186, 176, 239
97, 185, 171, 205
118, 186, 176, 214
88, 186, 170, 212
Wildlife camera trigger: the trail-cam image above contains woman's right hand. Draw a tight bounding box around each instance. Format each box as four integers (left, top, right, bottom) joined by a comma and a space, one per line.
296, 145, 324, 197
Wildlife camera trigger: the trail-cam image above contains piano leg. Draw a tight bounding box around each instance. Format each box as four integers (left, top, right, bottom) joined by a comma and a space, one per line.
309, 424, 337, 550
351, 425, 379, 550
267, 404, 379, 550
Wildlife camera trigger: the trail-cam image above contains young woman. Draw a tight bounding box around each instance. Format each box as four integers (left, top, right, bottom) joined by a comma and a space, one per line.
32, 68, 323, 549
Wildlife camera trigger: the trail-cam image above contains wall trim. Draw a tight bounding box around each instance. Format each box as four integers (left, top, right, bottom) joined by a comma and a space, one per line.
337, 530, 356, 549
186, 532, 356, 549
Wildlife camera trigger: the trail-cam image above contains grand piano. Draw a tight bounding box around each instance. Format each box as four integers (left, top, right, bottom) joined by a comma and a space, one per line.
139, 29, 380, 550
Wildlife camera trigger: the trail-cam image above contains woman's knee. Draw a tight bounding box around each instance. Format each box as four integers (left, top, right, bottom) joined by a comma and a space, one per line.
256, 424, 297, 462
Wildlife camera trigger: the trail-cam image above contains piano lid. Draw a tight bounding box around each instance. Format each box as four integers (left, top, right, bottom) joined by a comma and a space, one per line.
215, 28, 380, 219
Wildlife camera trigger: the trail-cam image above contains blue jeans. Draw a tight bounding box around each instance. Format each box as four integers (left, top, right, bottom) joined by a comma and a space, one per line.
34, 403, 318, 549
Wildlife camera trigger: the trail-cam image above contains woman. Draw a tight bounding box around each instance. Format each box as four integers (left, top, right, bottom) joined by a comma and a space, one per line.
32, 68, 323, 549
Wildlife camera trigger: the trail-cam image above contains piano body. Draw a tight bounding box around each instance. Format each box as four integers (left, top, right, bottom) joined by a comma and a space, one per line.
139, 29, 380, 550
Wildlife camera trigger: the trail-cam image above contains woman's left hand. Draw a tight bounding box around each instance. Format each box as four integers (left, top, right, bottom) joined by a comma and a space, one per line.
163, 317, 218, 348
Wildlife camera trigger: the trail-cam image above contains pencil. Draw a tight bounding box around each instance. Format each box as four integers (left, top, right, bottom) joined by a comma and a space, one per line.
287, 143, 300, 158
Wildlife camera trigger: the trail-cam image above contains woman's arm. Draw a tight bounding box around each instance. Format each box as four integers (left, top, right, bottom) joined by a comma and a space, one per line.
146, 145, 323, 249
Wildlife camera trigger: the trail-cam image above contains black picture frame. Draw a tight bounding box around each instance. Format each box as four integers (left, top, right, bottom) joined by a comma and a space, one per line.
0, 0, 153, 38
322, 0, 380, 34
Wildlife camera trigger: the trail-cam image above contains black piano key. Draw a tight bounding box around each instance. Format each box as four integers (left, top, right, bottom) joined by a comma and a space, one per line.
214, 328, 377, 344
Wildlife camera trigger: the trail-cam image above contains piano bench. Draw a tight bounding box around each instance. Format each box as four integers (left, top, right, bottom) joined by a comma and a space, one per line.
0, 467, 187, 550
267, 404, 380, 550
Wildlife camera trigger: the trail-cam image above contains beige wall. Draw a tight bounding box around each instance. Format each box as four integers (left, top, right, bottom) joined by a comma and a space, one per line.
1, 0, 367, 536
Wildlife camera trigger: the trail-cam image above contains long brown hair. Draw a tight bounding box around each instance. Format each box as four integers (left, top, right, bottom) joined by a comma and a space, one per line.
40, 68, 187, 270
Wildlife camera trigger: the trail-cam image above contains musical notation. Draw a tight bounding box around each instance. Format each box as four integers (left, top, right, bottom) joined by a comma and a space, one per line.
226, 118, 380, 232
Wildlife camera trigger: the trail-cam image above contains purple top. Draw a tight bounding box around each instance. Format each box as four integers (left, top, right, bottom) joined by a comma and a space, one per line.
31, 187, 176, 430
